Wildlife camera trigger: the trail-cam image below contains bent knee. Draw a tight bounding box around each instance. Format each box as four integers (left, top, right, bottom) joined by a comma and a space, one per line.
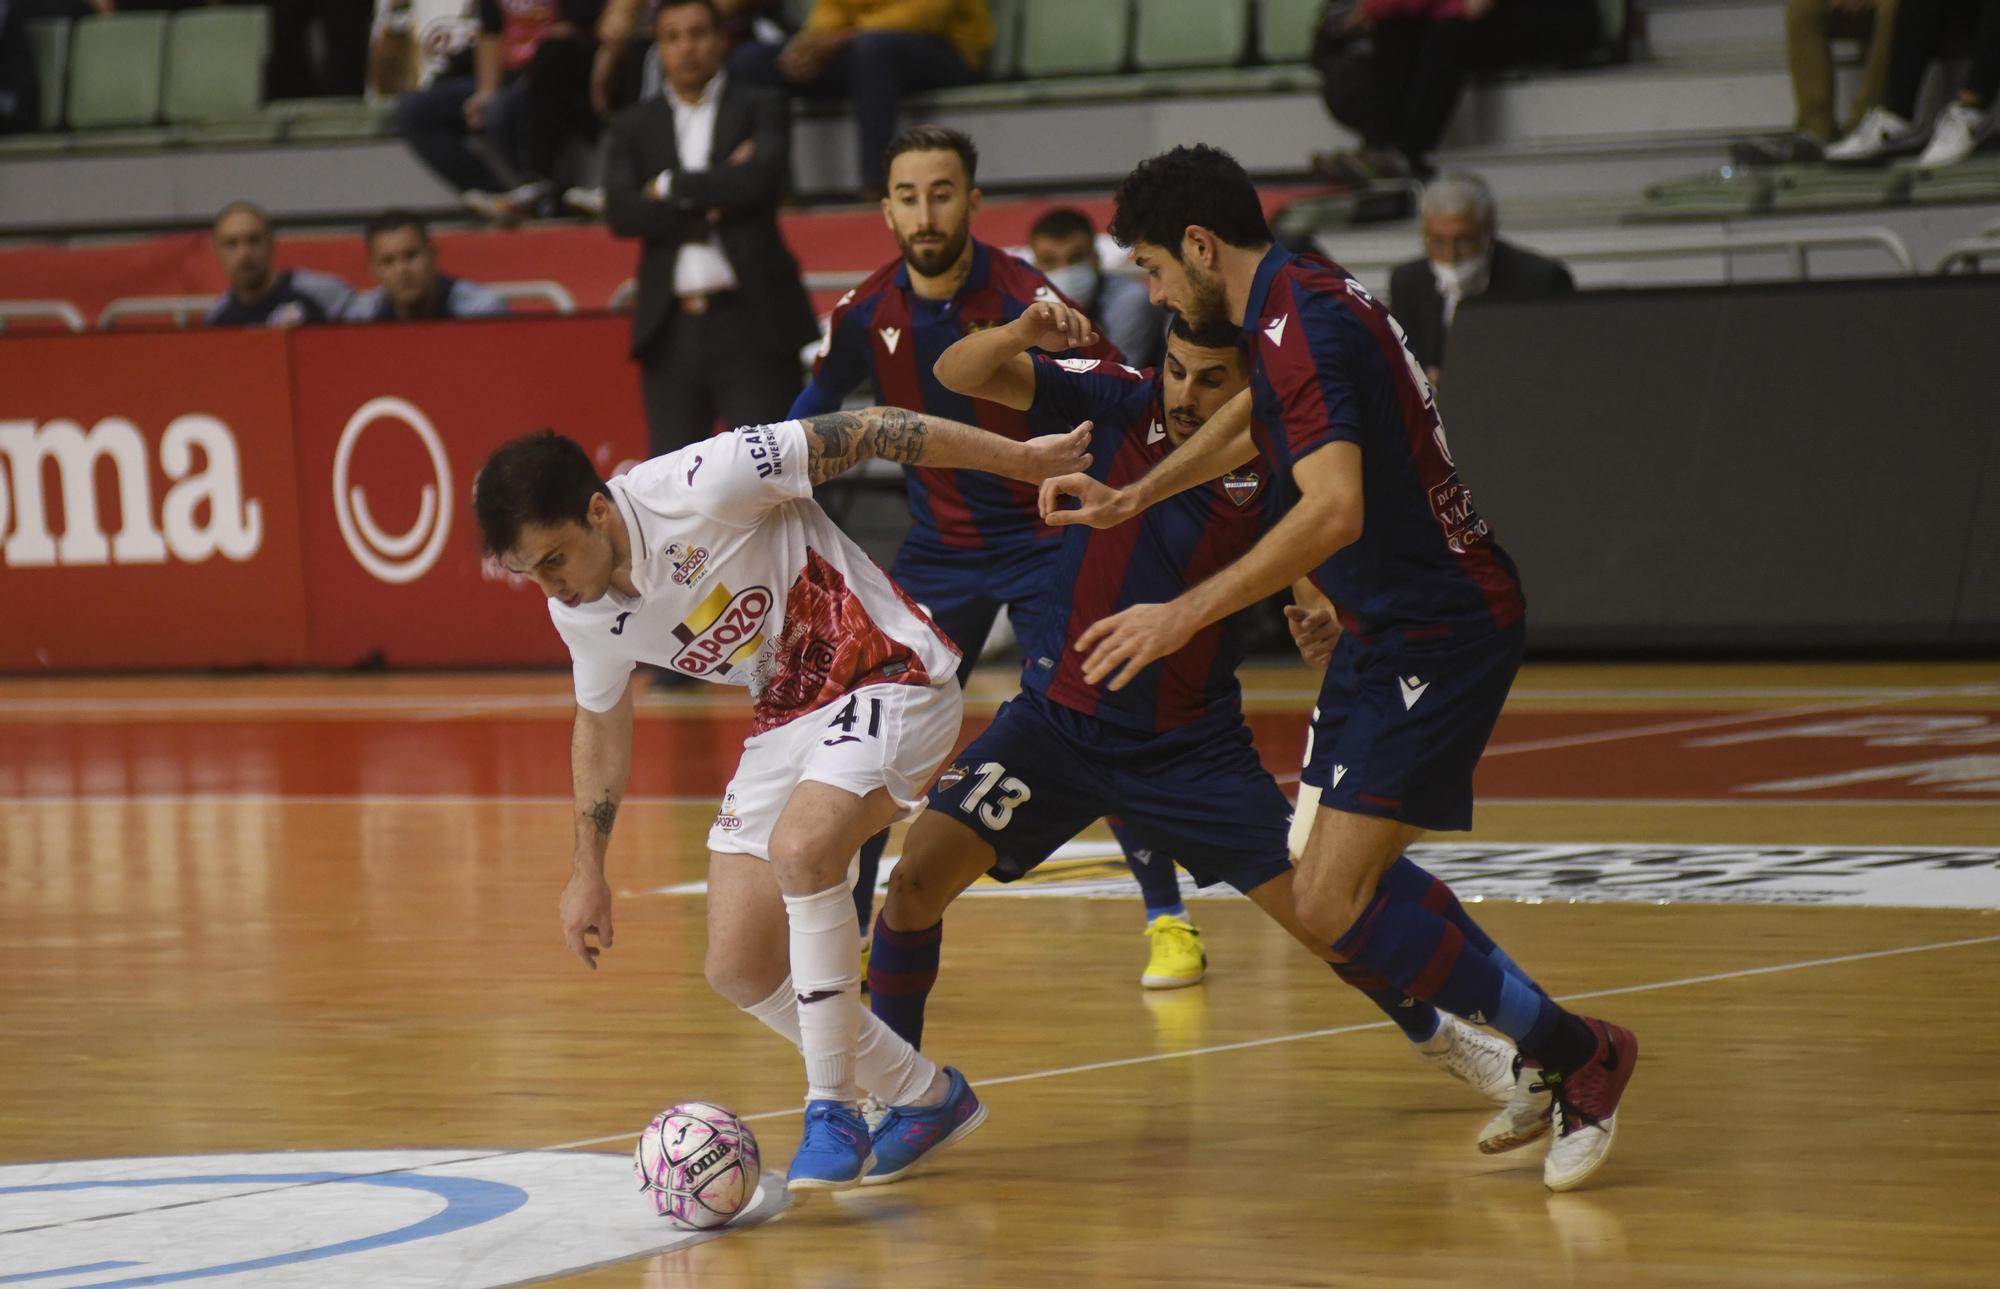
882, 863, 948, 928
705, 945, 782, 1008
1293, 880, 1371, 952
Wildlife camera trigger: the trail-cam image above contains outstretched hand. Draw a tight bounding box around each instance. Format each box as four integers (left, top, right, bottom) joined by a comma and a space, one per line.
1017, 422, 1094, 482
1039, 471, 1133, 528
1074, 600, 1198, 691
1013, 299, 1099, 353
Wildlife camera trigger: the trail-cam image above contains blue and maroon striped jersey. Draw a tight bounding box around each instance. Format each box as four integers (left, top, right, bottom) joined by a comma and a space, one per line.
1018, 356, 1272, 733
1243, 246, 1525, 641
790, 240, 1123, 553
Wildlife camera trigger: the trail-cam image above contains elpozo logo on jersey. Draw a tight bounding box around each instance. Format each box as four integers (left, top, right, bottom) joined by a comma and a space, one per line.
332, 396, 453, 585
672, 583, 772, 677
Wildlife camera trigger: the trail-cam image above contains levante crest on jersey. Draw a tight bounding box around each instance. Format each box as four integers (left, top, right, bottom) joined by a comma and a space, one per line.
1221, 471, 1262, 507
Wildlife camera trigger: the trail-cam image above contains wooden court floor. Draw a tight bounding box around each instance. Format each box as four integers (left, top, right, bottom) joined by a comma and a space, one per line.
3, 660, 1998, 1286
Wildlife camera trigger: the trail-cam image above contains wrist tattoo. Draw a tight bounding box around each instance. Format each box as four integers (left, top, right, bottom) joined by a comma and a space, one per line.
585, 793, 618, 839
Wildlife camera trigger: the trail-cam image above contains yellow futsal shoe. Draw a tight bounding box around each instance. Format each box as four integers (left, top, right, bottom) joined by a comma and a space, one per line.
1141, 914, 1207, 989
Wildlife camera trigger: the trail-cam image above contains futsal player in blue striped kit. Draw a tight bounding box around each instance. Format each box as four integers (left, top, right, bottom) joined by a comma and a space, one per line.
850, 300, 1538, 1188
1044, 145, 1640, 1192
792, 125, 1213, 989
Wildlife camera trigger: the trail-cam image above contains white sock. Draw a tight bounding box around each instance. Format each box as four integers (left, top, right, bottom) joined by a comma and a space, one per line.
741, 975, 939, 1105
784, 883, 864, 1105
742, 975, 803, 1051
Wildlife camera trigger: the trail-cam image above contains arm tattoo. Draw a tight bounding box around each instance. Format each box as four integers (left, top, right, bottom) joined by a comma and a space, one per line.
585, 793, 619, 839
802, 408, 930, 484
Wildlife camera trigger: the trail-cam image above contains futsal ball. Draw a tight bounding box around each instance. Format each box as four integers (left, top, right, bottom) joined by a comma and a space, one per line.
633, 1101, 761, 1229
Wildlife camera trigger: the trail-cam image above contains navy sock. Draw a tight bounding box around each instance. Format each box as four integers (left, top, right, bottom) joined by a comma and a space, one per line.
1333, 882, 1559, 1053
852, 829, 889, 931
1330, 960, 1442, 1042
1109, 817, 1186, 920
867, 913, 941, 1048
1377, 855, 1538, 994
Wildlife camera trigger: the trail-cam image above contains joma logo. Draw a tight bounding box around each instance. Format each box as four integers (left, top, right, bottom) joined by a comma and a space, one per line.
0, 415, 263, 568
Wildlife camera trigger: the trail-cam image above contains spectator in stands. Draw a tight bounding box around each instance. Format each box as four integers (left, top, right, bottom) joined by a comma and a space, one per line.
369, 0, 482, 102
1387, 172, 1572, 386
1827, 0, 2000, 167
270, 0, 372, 98
344, 210, 509, 320
1313, 0, 1602, 184
205, 202, 355, 327
0, 0, 39, 135
1734, 0, 1899, 165
728, 0, 989, 198
392, 0, 593, 222
1027, 206, 1165, 369
605, 0, 817, 453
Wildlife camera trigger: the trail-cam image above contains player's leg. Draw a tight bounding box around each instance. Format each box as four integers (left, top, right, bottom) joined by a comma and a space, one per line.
705, 850, 958, 1114
1294, 627, 1638, 1190
869, 807, 998, 1048
871, 693, 1107, 1052
767, 681, 983, 1190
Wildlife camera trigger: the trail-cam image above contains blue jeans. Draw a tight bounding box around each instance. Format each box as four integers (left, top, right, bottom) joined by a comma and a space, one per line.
391, 74, 528, 195
729, 31, 980, 189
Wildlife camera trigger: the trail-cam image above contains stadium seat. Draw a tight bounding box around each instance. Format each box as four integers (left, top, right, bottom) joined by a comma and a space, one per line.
1258, 0, 1320, 64
1133, 0, 1248, 71
27, 18, 70, 130
67, 13, 169, 130
277, 99, 393, 140
1019, 0, 1130, 78
163, 7, 272, 134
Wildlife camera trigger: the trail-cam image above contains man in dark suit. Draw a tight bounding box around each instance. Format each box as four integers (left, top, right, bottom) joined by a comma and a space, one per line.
1388, 172, 1574, 389
606, 0, 818, 455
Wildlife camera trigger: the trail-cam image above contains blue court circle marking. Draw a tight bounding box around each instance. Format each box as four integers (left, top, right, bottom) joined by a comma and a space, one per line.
0, 1170, 527, 1287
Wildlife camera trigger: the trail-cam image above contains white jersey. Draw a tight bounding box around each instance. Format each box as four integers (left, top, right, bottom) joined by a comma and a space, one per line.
552, 421, 961, 733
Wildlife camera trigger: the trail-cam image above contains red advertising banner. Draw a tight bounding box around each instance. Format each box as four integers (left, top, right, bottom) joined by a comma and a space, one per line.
285, 315, 648, 668
0, 330, 312, 670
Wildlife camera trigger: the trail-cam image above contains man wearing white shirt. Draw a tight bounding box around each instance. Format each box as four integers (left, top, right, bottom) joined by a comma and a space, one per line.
606, 0, 818, 454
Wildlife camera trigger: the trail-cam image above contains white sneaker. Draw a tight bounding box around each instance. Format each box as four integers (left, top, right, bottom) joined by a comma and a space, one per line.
1825, 107, 1917, 163
1918, 102, 1991, 169
1414, 1014, 1516, 1103
1478, 1056, 1555, 1154
562, 185, 606, 217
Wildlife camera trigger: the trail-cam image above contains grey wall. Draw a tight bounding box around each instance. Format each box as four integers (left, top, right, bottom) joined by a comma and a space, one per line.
1443, 275, 2000, 650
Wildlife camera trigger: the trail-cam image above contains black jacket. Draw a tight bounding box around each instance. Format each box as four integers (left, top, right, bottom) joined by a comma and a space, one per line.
1387, 239, 1575, 371
605, 79, 818, 359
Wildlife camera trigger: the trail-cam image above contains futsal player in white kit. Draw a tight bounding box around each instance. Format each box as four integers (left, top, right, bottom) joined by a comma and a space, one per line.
473, 407, 1091, 1192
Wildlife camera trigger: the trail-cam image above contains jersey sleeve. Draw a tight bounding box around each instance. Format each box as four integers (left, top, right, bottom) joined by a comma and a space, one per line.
792, 289, 872, 417
681, 420, 814, 525
1028, 354, 1149, 429
556, 617, 634, 713
1267, 298, 1365, 458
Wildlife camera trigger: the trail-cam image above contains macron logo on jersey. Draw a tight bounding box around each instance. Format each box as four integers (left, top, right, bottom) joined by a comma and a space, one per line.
1263, 315, 1289, 347
878, 326, 902, 354
1400, 675, 1430, 709
1146, 421, 1167, 445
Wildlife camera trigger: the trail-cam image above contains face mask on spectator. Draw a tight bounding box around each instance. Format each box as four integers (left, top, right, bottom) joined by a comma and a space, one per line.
1430, 253, 1490, 301
1045, 262, 1101, 305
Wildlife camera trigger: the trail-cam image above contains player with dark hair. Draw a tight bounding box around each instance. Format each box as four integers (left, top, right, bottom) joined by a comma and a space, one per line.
475, 408, 1090, 1193
1041, 144, 1639, 1192
794, 124, 1213, 991
857, 301, 1529, 1136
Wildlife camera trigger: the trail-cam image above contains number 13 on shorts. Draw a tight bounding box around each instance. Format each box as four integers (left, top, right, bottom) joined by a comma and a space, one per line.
959, 762, 1031, 830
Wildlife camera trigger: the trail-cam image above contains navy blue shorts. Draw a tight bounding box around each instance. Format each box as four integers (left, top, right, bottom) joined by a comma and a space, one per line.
892, 537, 1056, 686
927, 690, 1294, 894
1300, 623, 1524, 832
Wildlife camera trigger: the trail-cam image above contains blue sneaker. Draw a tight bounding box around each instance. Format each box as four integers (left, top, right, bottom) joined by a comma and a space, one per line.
786, 1100, 874, 1192
861, 1066, 988, 1186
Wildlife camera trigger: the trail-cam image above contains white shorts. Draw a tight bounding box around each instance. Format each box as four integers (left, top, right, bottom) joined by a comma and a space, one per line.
706, 679, 964, 861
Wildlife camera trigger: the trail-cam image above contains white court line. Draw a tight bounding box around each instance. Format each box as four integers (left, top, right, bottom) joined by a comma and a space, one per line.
536, 929, 2000, 1149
